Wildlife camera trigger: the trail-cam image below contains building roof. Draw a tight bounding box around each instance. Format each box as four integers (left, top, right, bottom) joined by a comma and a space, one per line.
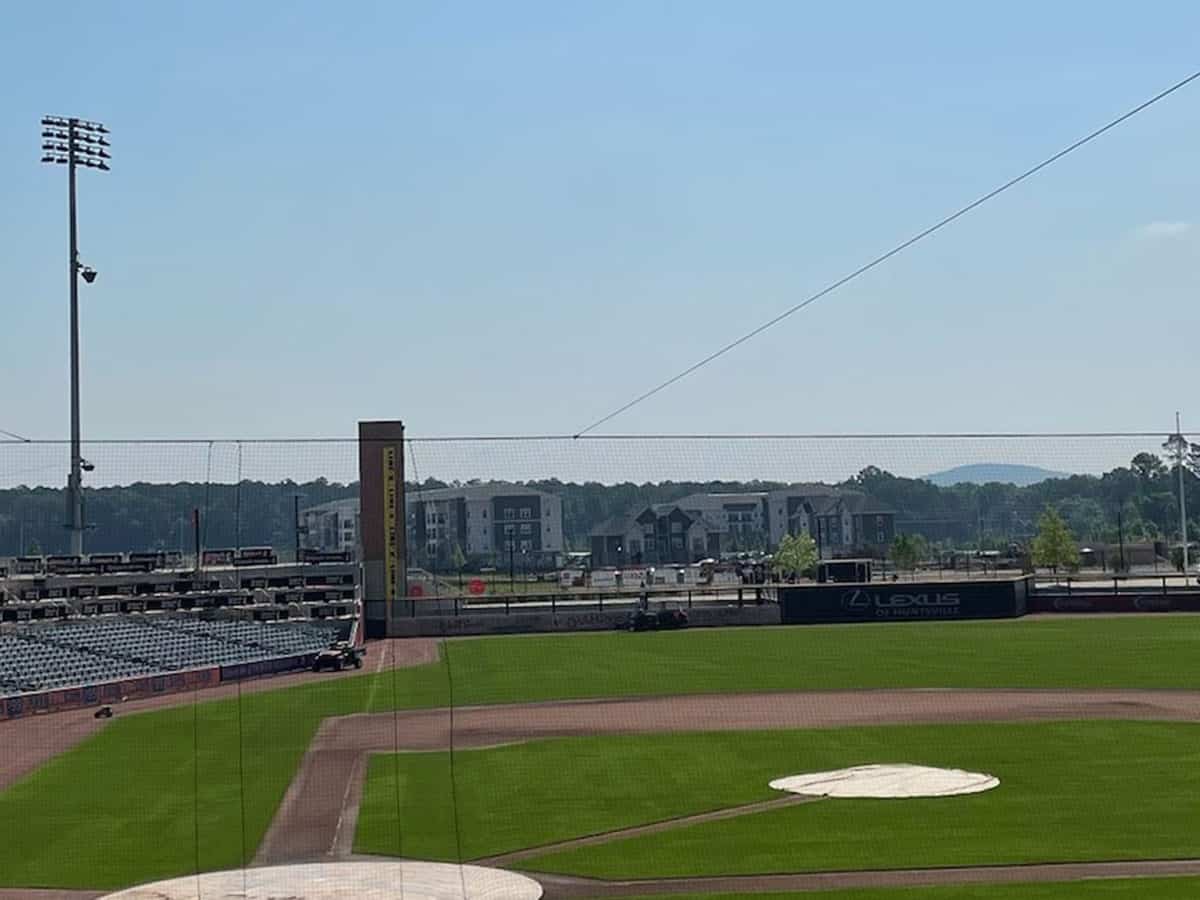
590, 514, 638, 538
674, 485, 840, 508
407, 482, 559, 503
300, 497, 359, 516
809, 491, 895, 516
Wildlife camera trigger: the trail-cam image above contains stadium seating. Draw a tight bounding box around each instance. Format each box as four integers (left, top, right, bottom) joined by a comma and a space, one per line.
0, 616, 343, 698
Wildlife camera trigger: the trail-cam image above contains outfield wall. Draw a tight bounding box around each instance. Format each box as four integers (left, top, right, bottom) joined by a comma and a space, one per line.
1030, 592, 1200, 614
0, 666, 221, 722
389, 603, 781, 637
779, 576, 1030, 625
0, 650, 320, 722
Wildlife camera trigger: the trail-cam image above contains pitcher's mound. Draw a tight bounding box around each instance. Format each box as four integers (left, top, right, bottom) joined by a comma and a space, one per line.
770, 763, 998, 799
100, 860, 543, 900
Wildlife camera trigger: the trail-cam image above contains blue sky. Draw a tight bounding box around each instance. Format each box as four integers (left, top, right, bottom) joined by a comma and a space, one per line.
3, 1, 1199, 443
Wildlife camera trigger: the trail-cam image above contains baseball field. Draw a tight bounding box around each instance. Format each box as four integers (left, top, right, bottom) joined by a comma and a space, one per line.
2, 615, 1199, 899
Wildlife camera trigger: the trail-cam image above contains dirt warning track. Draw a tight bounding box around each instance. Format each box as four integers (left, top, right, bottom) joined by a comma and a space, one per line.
533, 858, 1200, 898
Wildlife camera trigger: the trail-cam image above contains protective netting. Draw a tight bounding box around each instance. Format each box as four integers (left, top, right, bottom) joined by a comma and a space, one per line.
1, 433, 1195, 555
1, 433, 1198, 899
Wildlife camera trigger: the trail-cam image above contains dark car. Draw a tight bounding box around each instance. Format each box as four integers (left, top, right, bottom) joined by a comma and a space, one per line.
312, 642, 366, 672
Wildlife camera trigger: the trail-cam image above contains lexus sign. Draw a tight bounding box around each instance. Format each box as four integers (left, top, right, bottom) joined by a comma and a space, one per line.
841, 588, 962, 618
780, 577, 1029, 624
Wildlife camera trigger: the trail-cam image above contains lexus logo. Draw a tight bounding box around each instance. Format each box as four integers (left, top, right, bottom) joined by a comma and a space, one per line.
841, 589, 961, 613
842, 589, 873, 611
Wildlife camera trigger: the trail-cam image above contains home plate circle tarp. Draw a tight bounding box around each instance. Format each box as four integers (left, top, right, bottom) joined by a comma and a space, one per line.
770, 764, 999, 799
99, 861, 543, 900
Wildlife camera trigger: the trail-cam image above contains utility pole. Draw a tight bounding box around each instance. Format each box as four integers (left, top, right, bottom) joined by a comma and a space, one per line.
193, 508, 202, 573
1117, 506, 1126, 573
234, 442, 243, 553
1164, 412, 1190, 575
41, 116, 110, 556
294, 494, 302, 563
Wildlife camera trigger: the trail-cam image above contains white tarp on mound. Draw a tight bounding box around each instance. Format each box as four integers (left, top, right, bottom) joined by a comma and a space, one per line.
770, 763, 999, 799
100, 861, 543, 900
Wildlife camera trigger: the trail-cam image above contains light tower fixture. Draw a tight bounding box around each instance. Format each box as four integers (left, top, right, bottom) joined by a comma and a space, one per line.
41, 115, 111, 556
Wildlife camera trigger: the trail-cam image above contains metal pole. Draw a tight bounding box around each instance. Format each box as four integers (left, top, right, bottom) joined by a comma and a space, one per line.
1117, 506, 1126, 573
193, 508, 201, 574
1178, 413, 1189, 575
234, 442, 243, 553
293, 494, 301, 562
67, 121, 83, 556
43, 115, 109, 555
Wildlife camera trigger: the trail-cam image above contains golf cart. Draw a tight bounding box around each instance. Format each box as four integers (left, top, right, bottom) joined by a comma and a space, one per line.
312, 641, 366, 672
618, 608, 689, 632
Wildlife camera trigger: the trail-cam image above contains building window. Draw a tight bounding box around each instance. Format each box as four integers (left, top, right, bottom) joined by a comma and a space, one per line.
504, 524, 515, 536
482, 510, 487, 519
504, 509, 515, 520
520, 508, 532, 520
520, 540, 532, 552
520, 523, 532, 535
504, 539, 514, 551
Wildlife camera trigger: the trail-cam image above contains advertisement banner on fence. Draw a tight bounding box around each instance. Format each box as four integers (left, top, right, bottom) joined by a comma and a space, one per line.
779, 576, 1030, 625
220, 654, 313, 682
1031, 593, 1200, 614
0, 667, 221, 721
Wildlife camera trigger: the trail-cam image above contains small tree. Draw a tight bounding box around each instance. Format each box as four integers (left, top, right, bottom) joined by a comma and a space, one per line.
449, 542, 466, 573
1169, 543, 1197, 574
1130, 452, 1167, 483
772, 532, 818, 580
1031, 508, 1079, 575
890, 533, 926, 579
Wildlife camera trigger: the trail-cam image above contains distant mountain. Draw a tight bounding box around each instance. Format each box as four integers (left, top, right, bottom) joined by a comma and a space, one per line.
923, 463, 1068, 487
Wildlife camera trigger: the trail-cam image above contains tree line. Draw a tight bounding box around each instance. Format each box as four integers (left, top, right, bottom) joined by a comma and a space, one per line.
0, 451, 1196, 559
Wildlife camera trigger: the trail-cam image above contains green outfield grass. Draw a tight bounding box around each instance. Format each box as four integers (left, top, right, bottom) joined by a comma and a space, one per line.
437, 616, 1200, 704
2, 616, 1199, 890
0, 666, 449, 890
620, 878, 1200, 899
354, 721, 1200, 876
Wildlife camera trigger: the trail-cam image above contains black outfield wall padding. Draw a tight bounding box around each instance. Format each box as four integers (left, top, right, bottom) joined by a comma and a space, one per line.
779, 576, 1030, 624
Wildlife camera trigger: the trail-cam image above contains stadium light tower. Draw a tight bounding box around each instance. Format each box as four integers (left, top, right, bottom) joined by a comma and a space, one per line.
41, 115, 110, 556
